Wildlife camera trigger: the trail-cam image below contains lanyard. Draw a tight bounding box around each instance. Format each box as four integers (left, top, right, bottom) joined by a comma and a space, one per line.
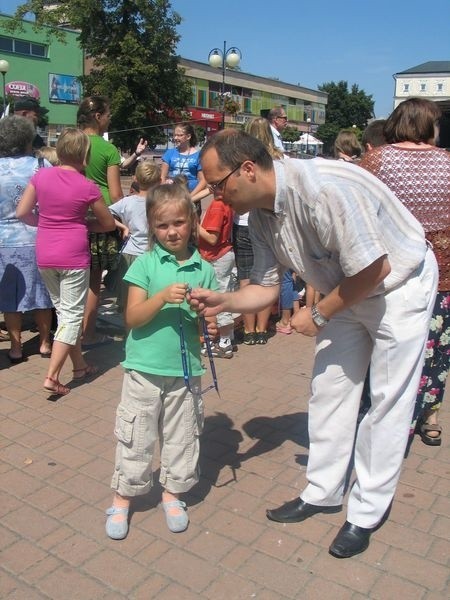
178, 304, 220, 397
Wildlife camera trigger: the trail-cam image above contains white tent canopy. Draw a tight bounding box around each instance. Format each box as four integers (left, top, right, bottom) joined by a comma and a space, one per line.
293, 133, 323, 146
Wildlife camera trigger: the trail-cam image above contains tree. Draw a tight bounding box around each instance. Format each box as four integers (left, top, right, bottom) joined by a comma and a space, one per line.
316, 81, 374, 154
6, 1, 192, 148
281, 125, 301, 144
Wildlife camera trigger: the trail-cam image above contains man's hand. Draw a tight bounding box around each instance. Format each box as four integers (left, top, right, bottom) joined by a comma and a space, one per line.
290, 306, 321, 337
188, 288, 227, 317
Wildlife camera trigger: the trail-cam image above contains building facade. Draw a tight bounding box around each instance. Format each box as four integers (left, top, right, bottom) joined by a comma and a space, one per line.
0, 13, 327, 146
393, 61, 450, 109
180, 58, 327, 136
0, 13, 83, 143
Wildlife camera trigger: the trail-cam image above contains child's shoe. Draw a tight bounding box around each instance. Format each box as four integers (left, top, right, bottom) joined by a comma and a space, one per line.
210, 342, 233, 359
243, 331, 256, 345
255, 330, 268, 344
162, 499, 189, 533
105, 506, 129, 540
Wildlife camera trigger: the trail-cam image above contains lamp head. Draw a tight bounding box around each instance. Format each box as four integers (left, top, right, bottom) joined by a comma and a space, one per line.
225, 47, 241, 68
208, 49, 223, 69
0, 59, 10, 75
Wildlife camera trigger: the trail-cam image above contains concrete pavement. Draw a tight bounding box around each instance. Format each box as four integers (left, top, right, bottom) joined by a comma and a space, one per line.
0, 305, 449, 599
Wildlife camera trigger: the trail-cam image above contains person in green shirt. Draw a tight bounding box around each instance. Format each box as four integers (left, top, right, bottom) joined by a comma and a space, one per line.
77, 96, 124, 348
105, 183, 218, 540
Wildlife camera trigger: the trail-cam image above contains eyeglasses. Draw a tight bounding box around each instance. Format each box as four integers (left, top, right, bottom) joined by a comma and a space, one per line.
277, 116, 288, 121
207, 163, 242, 196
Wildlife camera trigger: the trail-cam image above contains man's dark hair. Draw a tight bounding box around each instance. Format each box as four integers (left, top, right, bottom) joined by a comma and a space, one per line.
200, 129, 273, 171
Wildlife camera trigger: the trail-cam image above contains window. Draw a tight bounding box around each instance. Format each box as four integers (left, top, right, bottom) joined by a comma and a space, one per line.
197, 89, 207, 108
420, 83, 427, 92
403, 83, 409, 93
0, 37, 13, 52
437, 83, 443, 92
0, 36, 47, 58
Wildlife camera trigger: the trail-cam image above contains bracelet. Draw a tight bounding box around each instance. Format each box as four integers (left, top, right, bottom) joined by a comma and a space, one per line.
134, 151, 141, 157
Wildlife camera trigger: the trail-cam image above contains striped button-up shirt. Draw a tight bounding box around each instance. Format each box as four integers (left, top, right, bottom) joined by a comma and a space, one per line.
249, 157, 427, 296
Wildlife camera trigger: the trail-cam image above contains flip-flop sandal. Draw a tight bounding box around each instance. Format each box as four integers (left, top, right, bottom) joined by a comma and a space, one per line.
418, 421, 442, 446
276, 322, 293, 335
0, 330, 10, 342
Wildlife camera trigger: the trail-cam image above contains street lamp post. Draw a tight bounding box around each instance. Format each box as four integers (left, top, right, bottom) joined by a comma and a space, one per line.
305, 117, 312, 155
208, 41, 241, 129
0, 59, 10, 117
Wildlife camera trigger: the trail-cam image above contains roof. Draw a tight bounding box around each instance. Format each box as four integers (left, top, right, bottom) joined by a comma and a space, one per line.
395, 61, 450, 75
180, 58, 328, 102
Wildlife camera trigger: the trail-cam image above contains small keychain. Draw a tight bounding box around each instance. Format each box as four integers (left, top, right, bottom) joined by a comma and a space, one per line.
182, 285, 220, 397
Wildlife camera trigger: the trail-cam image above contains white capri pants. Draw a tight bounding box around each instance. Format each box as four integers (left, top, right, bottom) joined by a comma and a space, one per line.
111, 369, 204, 497
210, 250, 236, 328
39, 268, 89, 345
300, 248, 438, 528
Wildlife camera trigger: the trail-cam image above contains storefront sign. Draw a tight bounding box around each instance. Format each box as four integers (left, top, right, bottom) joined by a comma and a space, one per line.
6, 81, 40, 99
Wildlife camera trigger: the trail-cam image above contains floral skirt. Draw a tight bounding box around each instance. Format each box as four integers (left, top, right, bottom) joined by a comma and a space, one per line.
411, 291, 450, 430
0, 245, 52, 312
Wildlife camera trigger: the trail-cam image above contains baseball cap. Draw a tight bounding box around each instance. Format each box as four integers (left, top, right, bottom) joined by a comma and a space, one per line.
14, 97, 49, 115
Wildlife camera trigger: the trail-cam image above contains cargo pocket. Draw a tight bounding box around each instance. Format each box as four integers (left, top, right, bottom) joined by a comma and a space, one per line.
192, 393, 204, 436
114, 405, 136, 446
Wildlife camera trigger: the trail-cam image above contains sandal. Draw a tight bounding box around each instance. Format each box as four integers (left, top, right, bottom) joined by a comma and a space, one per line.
44, 377, 70, 396
418, 420, 442, 446
72, 364, 99, 380
276, 322, 293, 335
0, 329, 10, 342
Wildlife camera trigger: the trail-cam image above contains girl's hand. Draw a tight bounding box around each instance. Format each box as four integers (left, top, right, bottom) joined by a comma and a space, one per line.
163, 283, 189, 304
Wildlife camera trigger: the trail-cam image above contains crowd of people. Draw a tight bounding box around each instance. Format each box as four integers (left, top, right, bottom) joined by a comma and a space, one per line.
0, 96, 448, 557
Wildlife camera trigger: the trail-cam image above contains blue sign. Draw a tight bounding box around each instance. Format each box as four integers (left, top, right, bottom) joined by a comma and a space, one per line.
48, 73, 81, 104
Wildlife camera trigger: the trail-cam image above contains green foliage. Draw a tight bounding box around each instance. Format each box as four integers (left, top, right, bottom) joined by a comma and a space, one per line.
281, 125, 301, 143
317, 81, 374, 154
7, 1, 192, 148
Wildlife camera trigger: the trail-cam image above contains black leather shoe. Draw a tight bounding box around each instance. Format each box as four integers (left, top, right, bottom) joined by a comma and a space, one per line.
329, 521, 373, 558
266, 498, 342, 523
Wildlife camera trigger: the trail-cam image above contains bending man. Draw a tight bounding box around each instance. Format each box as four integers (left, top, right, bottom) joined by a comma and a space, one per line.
189, 129, 437, 559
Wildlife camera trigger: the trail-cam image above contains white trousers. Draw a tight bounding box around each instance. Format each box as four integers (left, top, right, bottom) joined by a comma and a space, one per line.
300, 248, 438, 528
39, 268, 89, 345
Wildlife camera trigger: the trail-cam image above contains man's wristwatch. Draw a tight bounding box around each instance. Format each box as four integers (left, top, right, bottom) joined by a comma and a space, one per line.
311, 304, 329, 328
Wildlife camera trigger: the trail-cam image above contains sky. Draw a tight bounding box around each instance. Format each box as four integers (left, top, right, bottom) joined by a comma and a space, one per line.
2, 0, 450, 118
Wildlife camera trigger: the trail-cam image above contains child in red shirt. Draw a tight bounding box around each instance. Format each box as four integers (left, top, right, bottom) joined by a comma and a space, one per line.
198, 199, 236, 358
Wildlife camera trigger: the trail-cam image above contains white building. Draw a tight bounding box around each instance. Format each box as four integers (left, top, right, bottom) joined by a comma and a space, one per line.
393, 61, 450, 109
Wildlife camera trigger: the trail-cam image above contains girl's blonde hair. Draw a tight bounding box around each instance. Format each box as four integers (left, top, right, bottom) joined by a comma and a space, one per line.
146, 183, 198, 249
56, 128, 91, 166
36, 146, 59, 166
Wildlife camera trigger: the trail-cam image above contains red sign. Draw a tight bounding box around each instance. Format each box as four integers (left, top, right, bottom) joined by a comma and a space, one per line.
6, 81, 41, 99
188, 108, 221, 123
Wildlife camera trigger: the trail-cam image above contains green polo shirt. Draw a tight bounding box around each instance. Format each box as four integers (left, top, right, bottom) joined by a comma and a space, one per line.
122, 244, 217, 377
